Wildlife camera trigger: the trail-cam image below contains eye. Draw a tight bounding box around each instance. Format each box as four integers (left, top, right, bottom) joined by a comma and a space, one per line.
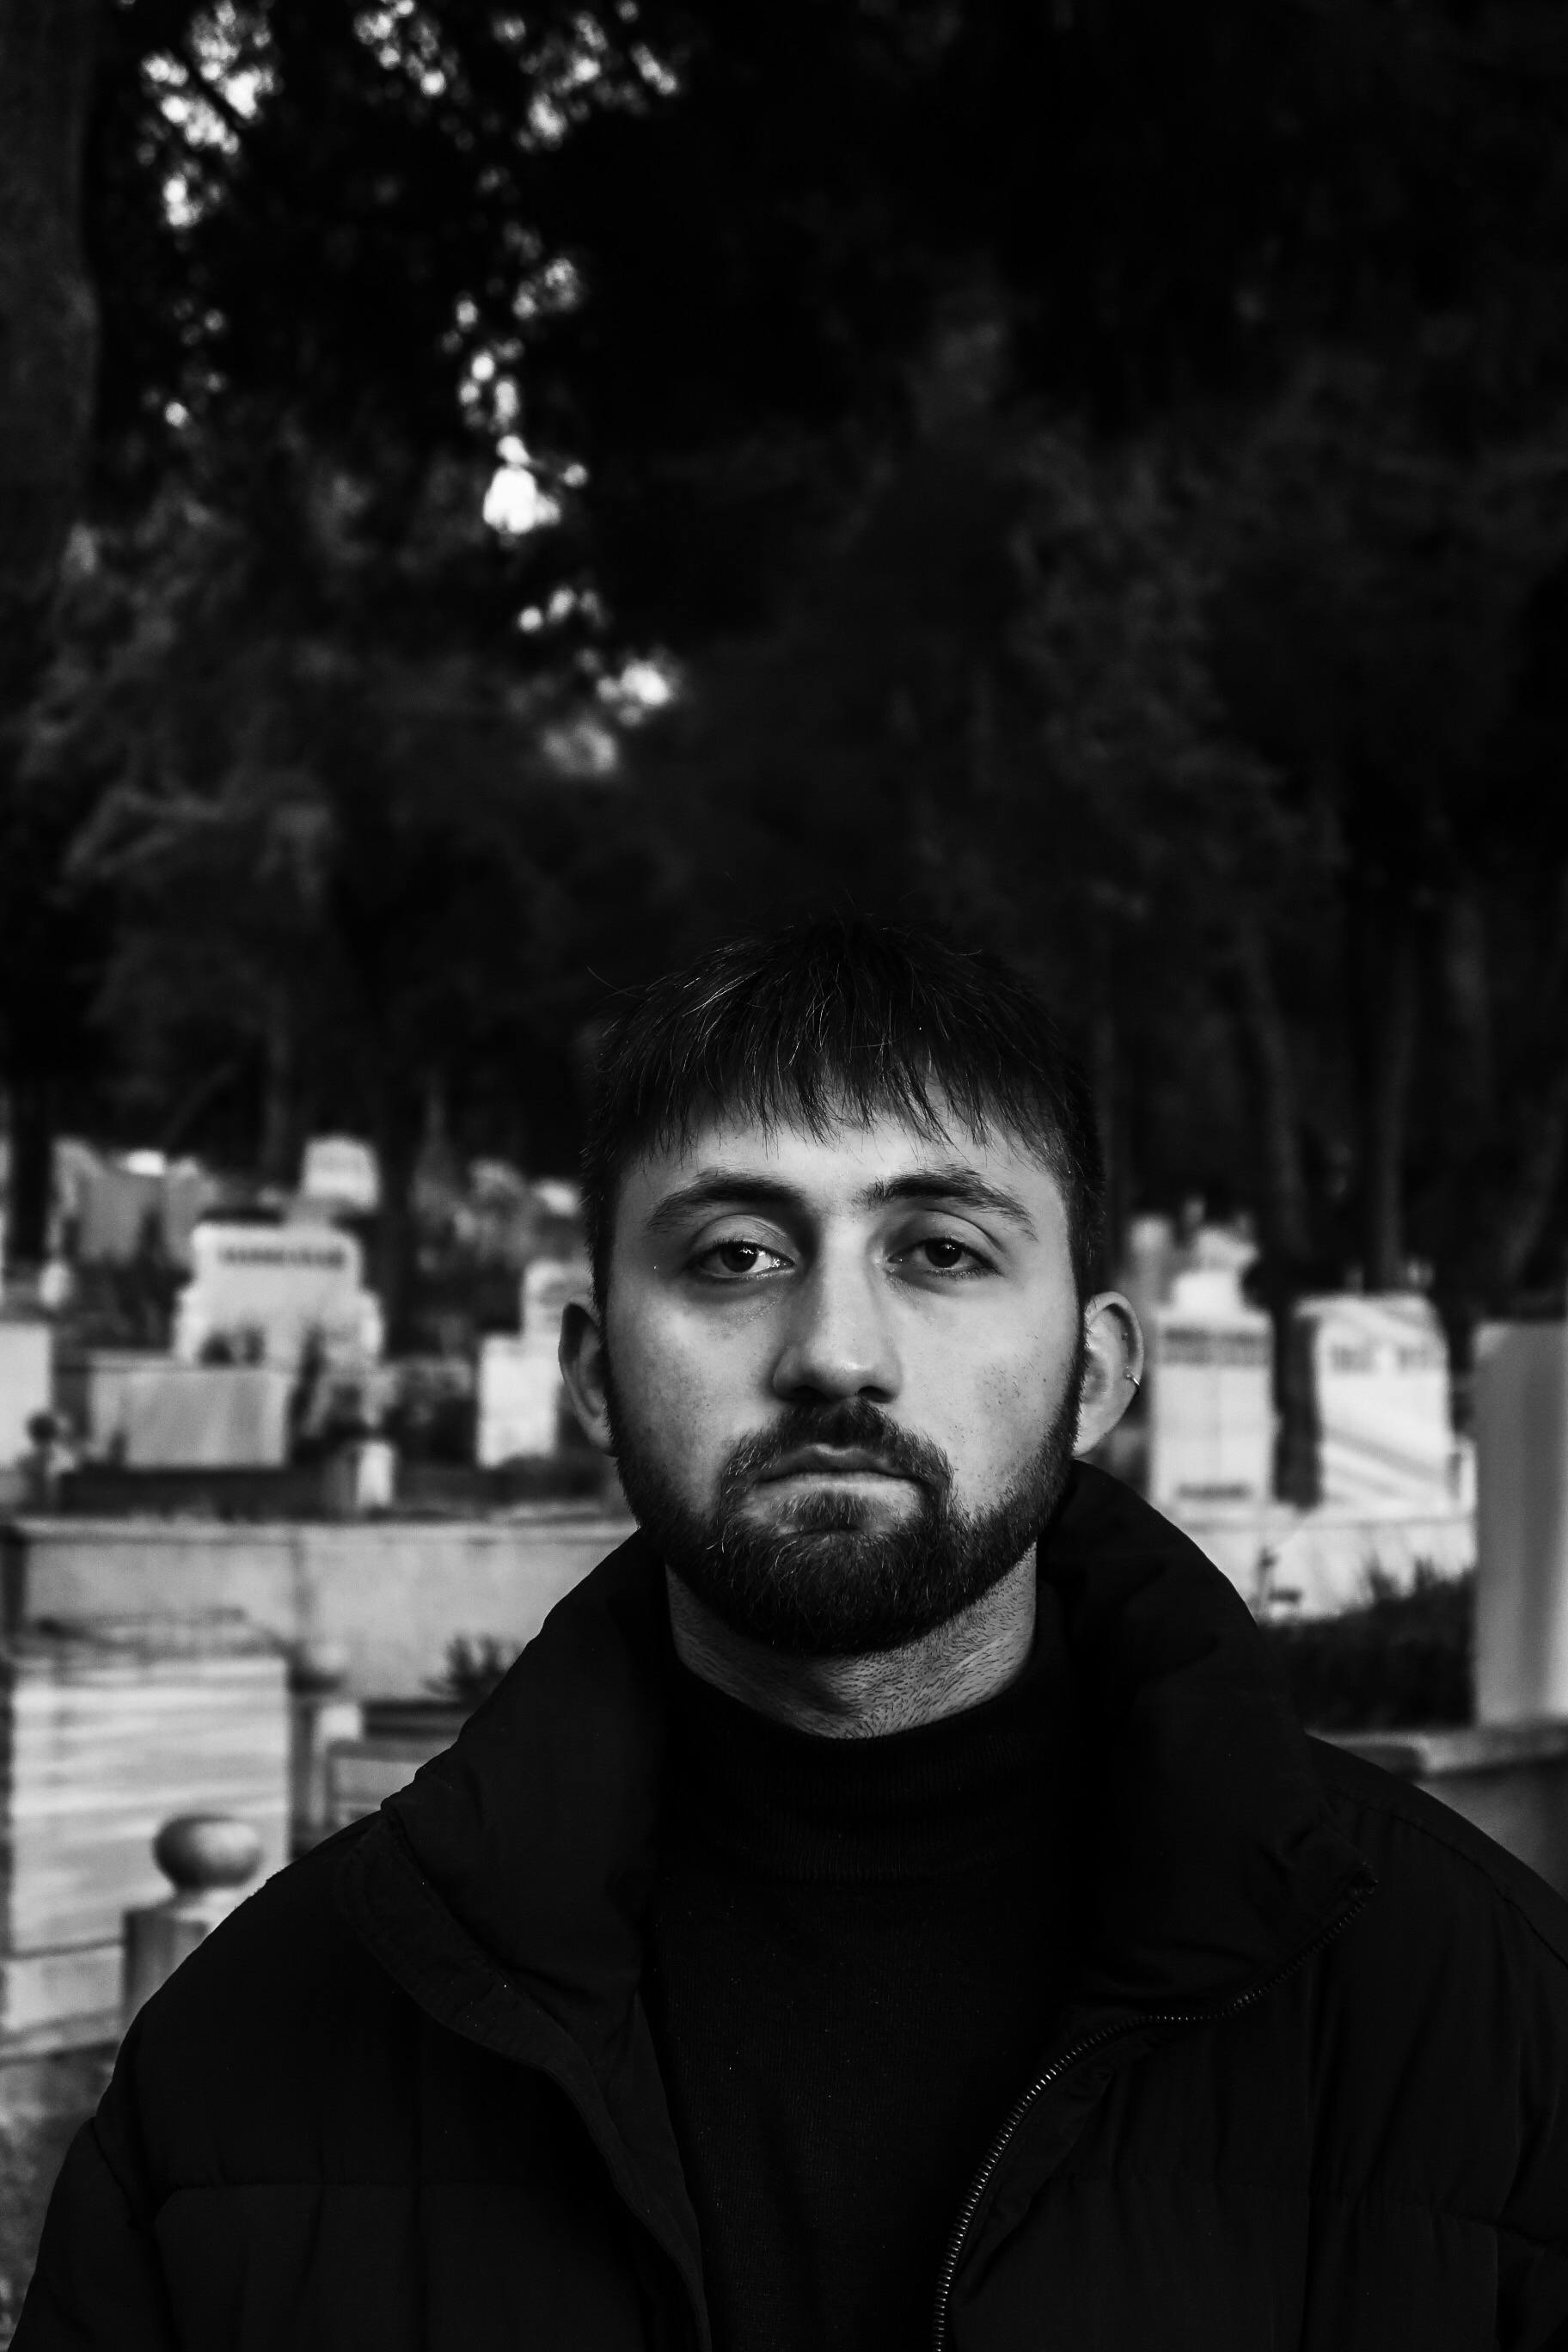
896, 1234, 992, 1277
691, 1237, 793, 1282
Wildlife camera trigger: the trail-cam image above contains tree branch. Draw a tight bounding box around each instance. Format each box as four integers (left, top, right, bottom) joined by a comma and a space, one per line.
166, 44, 255, 149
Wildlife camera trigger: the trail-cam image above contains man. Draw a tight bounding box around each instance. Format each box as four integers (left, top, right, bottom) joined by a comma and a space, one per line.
20, 916, 1568, 2349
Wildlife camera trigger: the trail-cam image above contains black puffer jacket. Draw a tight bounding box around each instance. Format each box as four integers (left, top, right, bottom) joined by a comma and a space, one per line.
19, 1465, 1568, 2349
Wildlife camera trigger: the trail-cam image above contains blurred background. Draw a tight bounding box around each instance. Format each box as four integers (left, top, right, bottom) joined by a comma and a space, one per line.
4, 0, 1568, 2320
9, 0, 1568, 1357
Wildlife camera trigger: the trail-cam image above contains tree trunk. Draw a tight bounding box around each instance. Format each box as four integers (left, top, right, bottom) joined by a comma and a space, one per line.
1350, 885, 1419, 1291
0, 0, 101, 1283
1437, 882, 1494, 1136
1486, 1048, 1568, 1308
258, 992, 297, 1188
0, 0, 100, 707
3, 1069, 54, 1272
1230, 914, 1310, 1265
1480, 869, 1568, 1305
372, 1071, 423, 1353
1088, 917, 1122, 1284
1228, 914, 1315, 1500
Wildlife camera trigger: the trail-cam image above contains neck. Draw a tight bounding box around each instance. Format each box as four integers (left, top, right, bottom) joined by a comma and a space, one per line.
664, 1553, 1038, 1739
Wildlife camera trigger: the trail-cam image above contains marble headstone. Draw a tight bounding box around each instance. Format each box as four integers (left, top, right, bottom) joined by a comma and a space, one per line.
298, 1135, 380, 1216
1148, 1267, 1275, 1510
477, 1256, 588, 1465
174, 1222, 382, 1369
1295, 1292, 1454, 1510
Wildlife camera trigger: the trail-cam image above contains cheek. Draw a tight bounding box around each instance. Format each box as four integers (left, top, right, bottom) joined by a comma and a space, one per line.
607, 1307, 744, 1480
936, 1335, 1075, 1479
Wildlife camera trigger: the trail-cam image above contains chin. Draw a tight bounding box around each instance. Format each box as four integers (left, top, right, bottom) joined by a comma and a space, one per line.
740, 1489, 919, 1539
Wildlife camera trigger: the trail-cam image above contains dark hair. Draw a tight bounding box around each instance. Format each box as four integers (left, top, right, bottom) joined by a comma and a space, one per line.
580, 916, 1107, 1304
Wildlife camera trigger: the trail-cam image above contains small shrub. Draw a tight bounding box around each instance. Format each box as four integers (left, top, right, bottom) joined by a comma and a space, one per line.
427, 1633, 521, 1708
383, 1357, 477, 1464
1260, 1564, 1473, 1730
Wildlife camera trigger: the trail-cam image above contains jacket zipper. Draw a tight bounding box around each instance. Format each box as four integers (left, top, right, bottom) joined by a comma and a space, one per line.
928, 1883, 1374, 2352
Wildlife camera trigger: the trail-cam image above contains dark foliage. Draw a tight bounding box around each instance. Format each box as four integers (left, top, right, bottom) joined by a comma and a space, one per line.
1261, 1565, 1473, 1730
428, 1631, 521, 1708
10, 0, 1568, 1335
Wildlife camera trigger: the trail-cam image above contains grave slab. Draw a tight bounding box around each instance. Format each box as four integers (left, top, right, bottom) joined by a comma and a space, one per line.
1169, 1494, 1473, 1617
0, 1615, 287, 2052
1, 1508, 631, 1700
83, 1361, 292, 1469
0, 1329, 49, 1472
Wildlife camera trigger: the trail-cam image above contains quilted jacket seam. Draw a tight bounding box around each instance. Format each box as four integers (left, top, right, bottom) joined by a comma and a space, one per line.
1056, 2159, 1494, 2218
1053, 2159, 1568, 2257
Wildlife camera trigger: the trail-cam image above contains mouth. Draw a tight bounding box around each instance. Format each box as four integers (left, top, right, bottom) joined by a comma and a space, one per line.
756, 1446, 913, 1483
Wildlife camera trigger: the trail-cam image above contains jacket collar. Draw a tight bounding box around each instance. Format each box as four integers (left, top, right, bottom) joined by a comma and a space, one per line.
337, 1465, 1372, 2301
1043, 1466, 1372, 2012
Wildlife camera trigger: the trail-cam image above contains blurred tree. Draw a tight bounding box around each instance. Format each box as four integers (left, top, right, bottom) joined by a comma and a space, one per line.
0, 0, 104, 1271
87, 1, 1568, 643
628, 330, 1568, 1364
620, 323, 1335, 1278
0, 0, 98, 691
1209, 361, 1568, 1337
12, 0, 1568, 1325
29, 475, 676, 1338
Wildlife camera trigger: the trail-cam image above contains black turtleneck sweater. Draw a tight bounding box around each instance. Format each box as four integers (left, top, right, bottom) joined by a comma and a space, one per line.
642, 1589, 1083, 2352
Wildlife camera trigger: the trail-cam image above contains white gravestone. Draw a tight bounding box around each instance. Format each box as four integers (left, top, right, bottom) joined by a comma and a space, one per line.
1474, 1323, 1568, 1724
174, 1223, 383, 1369
1295, 1293, 1454, 1510
90, 1361, 294, 1469
64, 1151, 216, 1270
478, 1257, 588, 1466
1149, 1267, 1274, 1510
298, 1136, 380, 1216
0, 1320, 51, 1468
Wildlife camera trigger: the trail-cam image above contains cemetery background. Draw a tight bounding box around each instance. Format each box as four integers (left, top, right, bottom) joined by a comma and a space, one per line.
8, 0, 1568, 2333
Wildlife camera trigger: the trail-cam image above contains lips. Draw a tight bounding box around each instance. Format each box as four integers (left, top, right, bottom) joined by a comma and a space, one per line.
758, 1446, 910, 1480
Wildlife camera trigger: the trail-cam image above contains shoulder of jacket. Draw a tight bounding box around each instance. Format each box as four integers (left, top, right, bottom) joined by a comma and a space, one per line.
112, 1811, 479, 2200
130, 1816, 395, 2069
1308, 1732, 1568, 1974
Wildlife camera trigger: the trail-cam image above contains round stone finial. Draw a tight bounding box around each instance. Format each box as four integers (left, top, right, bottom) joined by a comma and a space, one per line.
154, 1814, 264, 1894
289, 1638, 352, 1695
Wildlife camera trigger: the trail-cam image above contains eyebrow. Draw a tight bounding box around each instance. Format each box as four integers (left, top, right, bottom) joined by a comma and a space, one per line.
642, 1164, 1039, 1242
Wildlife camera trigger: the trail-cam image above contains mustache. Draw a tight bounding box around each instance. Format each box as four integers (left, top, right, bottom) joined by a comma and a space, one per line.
720, 1398, 952, 1496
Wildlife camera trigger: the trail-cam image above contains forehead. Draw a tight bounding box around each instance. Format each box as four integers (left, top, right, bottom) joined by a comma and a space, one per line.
616, 1099, 1069, 1232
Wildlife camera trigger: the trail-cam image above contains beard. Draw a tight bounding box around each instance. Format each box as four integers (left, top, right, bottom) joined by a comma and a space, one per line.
604, 1345, 1085, 1659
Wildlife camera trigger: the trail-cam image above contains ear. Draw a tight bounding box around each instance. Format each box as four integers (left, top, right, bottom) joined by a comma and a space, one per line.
1073, 1290, 1146, 1457
559, 1297, 616, 1456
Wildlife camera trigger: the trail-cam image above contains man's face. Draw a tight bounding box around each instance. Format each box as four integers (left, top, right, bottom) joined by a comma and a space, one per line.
581, 1100, 1089, 1657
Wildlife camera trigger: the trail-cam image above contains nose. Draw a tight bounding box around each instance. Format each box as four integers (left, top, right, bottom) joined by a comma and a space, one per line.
770, 1250, 900, 1404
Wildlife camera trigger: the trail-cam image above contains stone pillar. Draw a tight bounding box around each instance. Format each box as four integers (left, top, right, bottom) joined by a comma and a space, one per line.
288, 1641, 363, 1855
0, 1616, 287, 2054
123, 1816, 262, 2028
1474, 1322, 1568, 1724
